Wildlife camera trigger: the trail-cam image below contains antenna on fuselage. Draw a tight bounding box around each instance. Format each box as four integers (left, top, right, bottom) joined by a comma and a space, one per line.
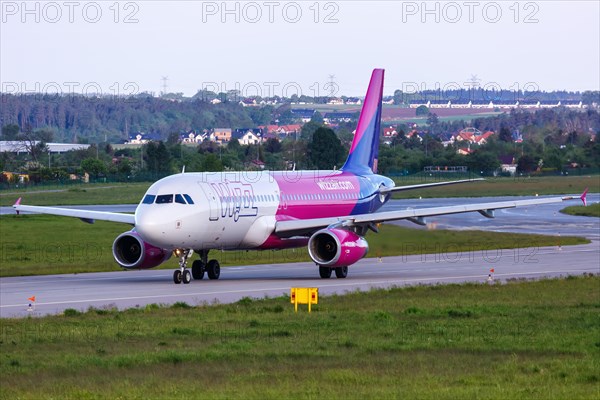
181, 165, 186, 174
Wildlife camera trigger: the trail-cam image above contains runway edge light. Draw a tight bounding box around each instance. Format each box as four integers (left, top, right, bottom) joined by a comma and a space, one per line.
290, 288, 318, 313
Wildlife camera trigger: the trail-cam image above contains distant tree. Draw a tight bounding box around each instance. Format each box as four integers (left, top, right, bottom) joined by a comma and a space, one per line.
517, 154, 538, 173
201, 154, 223, 172
426, 113, 439, 126
117, 159, 133, 175
277, 109, 294, 124
393, 89, 403, 105
1, 124, 20, 140
581, 91, 600, 106
465, 150, 500, 175
15, 128, 52, 164
426, 113, 439, 134
264, 138, 282, 153
144, 141, 172, 173
227, 138, 242, 153
167, 132, 180, 145
310, 111, 324, 125
336, 127, 354, 145
498, 125, 512, 142
300, 121, 322, 140
308, 127, 345, 169
248, 106, 274, 125
81, 158, 107, 178
415, 105, 429, 116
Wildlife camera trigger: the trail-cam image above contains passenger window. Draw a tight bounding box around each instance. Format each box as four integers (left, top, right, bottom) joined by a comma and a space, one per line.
175, 194, 186, 204
156, 194, 174, 204
142, 194, 156, 204
183, 194, 194, 204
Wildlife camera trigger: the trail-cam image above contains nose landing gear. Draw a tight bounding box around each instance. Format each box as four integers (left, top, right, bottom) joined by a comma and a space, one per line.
173, 249, 194, 284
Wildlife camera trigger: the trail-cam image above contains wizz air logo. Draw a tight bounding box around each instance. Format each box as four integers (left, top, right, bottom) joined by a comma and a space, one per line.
211, 182, 258, 222
316, 180, 355, 190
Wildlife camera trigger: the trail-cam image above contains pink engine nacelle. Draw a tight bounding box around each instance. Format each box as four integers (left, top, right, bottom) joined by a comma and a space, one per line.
308, 228, 369, 268
112, 230, 171, 269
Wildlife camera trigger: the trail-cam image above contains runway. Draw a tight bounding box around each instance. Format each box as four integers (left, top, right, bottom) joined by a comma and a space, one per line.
1, 242, 598, 318
1, 194, 598, 317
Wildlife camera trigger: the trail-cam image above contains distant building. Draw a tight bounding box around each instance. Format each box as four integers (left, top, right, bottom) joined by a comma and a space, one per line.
179, 131, 204, 144
323, 112, 358, 123
345, 97, 362, 105
233, 128, 263, 145
213, 128, 232, 143
239, 98, 258, 107
259, 124, 301, 137
498, 155, 517, 176
0, 141, 91, 153
126, 132, 161, 144
290, 109, 316, 122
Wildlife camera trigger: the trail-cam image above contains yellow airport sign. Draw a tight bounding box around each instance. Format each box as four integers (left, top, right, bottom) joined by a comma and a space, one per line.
290, 287, 318, 312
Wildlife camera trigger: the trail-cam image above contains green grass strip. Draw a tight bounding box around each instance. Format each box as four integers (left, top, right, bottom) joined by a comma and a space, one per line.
1, 276, 598, 399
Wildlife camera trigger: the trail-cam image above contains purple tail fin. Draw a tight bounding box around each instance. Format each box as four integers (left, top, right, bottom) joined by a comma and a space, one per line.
341, 69, 384, 175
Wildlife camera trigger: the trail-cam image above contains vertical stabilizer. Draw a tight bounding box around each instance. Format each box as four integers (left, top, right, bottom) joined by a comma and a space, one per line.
340, 68, 384, 175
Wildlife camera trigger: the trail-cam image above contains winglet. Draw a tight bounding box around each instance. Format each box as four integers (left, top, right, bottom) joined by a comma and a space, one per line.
13, 197, 22, 215
580, 188, 588, 207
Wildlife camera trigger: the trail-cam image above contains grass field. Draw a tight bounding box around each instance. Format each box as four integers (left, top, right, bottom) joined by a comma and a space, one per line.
0, 215, 588, 277
1, 276, 598, 399
392, 175, 599, 199
0, 183, 150, 207
561, 203, 600, 218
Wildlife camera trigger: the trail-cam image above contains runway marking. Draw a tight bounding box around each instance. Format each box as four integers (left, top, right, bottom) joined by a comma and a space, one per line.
0, 268, 593, 310
1, 243, 596, 288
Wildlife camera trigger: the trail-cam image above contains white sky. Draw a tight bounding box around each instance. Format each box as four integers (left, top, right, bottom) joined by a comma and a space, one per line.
1, 1, 599, 97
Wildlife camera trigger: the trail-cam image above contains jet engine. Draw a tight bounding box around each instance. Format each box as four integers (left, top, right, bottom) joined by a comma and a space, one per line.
112, 230, 171, 269
308, 228, 369, 267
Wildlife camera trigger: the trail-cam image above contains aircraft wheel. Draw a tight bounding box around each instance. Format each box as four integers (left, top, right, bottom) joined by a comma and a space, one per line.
207, 259, 221, 280
173, 269, 182, 284
335, 266, 348, 279
319, 266, 332, 279
182, 269, 192, 284
192, 260, 205, 280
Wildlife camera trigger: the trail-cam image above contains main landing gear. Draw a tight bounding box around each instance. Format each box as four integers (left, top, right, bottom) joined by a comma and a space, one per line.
318, 266, 348, 279
173, 249, 221, 284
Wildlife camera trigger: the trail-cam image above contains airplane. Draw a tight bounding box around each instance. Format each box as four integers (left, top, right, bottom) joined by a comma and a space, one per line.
13, 69, 588, 284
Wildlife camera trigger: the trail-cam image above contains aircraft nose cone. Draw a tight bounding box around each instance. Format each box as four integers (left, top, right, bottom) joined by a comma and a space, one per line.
135, 208, 168, 245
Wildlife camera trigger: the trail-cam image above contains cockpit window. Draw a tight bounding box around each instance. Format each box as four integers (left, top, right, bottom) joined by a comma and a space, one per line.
183, 194, 194, 204
142, 194, 156, 204
155, 194, 174, 204
175, 194, 186, 204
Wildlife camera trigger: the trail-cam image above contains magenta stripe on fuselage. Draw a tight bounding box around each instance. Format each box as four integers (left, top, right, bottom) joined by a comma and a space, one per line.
273, 171, 360, 219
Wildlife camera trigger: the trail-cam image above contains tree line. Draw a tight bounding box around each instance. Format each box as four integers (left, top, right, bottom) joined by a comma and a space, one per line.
1, 104, 599, 187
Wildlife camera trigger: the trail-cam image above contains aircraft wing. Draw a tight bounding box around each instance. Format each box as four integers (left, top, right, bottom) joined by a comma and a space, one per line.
274, 193, 586, 237
379, 178, 484, 194
12, 198, 135, 225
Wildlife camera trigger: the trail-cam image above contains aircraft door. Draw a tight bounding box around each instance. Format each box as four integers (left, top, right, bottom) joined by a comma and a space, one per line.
199, 183, 220, 221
